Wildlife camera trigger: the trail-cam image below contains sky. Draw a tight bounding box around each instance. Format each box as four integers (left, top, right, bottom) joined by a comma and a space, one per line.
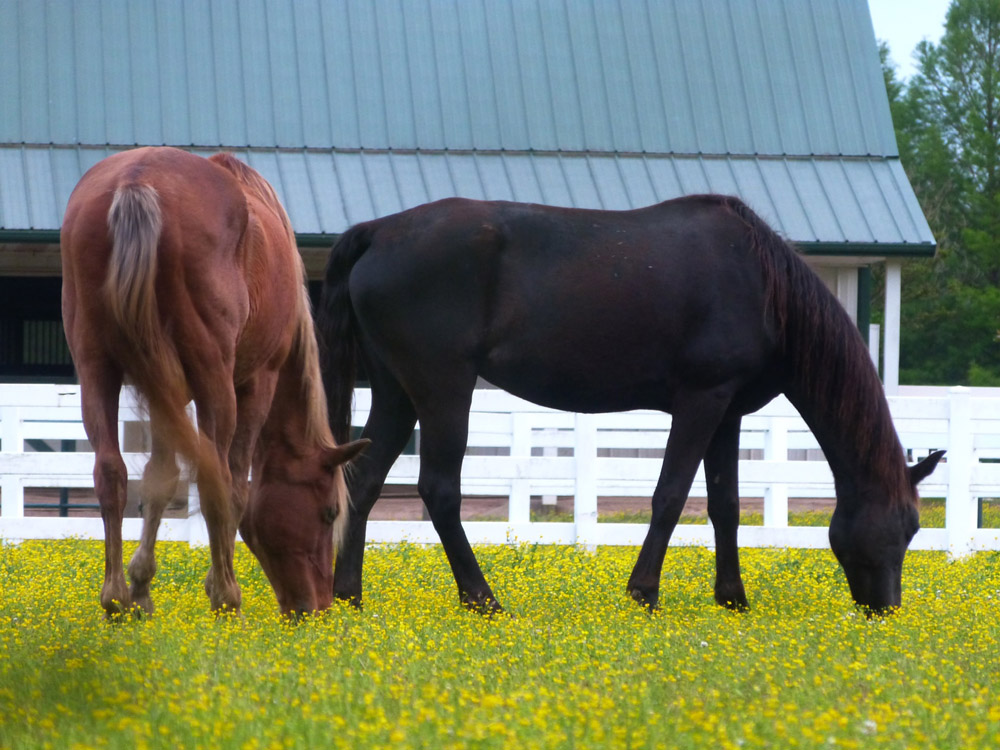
868, 0, 952, 79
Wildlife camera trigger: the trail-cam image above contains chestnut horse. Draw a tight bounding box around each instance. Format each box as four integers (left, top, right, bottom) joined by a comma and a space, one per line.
317, 196, 943, 615
61, 147, 366, 618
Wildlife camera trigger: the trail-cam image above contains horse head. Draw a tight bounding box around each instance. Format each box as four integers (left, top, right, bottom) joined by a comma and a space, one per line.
240, 439, 368, 617
828, 450, 944, 614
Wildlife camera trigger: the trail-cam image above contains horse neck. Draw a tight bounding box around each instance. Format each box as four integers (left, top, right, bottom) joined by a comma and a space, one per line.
257, 358, 324, 464
792, 391, 905, 504
729, 198, 910, 508
781, 324, 908, 508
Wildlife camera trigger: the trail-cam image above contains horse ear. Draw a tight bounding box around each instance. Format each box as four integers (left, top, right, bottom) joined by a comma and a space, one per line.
909, 450, 945, 487
323, 439, 371, 472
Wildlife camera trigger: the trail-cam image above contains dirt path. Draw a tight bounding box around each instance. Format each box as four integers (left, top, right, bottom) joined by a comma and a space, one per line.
19, 486, 836, 520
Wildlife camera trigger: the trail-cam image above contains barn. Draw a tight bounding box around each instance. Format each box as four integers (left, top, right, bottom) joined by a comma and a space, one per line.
0, 0, 933, 390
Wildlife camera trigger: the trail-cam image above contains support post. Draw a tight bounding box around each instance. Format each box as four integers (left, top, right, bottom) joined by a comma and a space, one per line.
883, 261, 901, 395
574, 413, 599, 548
868, 324, 880, 373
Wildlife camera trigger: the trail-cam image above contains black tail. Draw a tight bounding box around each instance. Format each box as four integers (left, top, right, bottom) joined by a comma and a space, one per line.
317, 223, 373, 444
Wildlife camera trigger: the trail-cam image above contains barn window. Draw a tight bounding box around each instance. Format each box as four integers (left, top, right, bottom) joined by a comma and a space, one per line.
0, 277, 75, 382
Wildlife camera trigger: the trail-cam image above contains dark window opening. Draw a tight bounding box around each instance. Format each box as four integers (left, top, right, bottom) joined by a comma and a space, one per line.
0, 277, 75, 383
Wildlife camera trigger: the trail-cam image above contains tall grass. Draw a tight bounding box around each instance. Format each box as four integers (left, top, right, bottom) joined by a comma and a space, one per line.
1, 539, 999, 749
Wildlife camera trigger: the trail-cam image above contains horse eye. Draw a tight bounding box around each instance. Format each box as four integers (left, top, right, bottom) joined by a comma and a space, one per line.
321, 506, 338, 525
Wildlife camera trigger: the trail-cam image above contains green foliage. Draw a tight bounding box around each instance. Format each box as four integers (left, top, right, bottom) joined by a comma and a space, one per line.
881, 0, 1000, 384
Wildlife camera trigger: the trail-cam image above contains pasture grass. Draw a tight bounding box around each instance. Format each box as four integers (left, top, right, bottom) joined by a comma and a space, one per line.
1, 540, 999, 749
584, 497, 1000, 528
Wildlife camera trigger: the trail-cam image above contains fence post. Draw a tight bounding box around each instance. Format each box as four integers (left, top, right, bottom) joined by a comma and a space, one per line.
183, 402, 209, 547
540, 432, 559, 508
1, 406, 25, 518
574, 413, 599, 548
763, 416, 789, 527
508, 413, 531, 524
187, 483, 209, 547
946, 386, 975, 558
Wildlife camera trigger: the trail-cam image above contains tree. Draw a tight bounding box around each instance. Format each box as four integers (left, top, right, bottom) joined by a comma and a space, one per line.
881, 0, 1000, 384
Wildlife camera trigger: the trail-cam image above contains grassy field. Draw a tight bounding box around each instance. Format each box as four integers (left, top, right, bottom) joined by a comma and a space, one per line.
541, 497, 1000, 527
1, 539, 999, 750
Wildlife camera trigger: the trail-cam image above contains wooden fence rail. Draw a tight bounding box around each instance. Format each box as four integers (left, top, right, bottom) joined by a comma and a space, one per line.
2, 384, 999, 555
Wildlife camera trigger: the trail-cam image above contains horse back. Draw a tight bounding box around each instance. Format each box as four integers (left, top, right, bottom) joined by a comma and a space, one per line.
345, 197, 782, 413
61, 147, 298, 383
63, 148, 246, 296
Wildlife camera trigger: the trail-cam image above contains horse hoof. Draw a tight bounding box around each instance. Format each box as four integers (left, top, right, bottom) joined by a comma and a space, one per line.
715, 587, 749, 612
211, 604, 244, 622
283, 609, 312, 625
101, 592, 134, 621
858, 603, 897, 620
104, 608, 127, 624
103, 601, 144, 623
629, 588, 659, 612
129, 590, 155, 617
334, 592, 364, 610
718, 596, 750, 613
461, 593, 503, 616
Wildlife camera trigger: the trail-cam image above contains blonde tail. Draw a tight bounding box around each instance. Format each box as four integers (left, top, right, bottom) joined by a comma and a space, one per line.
105, 184, 212, 481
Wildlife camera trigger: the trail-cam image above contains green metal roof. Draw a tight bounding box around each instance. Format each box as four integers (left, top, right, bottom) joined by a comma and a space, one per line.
0, 146, 933, 250
0, 0, 934, 253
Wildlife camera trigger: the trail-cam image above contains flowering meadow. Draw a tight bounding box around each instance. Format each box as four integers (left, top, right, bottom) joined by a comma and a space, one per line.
1, 539, 999, 750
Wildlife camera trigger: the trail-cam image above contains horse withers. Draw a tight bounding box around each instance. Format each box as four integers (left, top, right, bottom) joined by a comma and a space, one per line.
61, 147, 366, 618
316, 195, 943, 615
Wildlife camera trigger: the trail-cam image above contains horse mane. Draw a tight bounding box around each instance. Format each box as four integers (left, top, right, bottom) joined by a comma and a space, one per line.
290, 277, 339, 452
286, 244, 351, 543
711, 195, 910, 505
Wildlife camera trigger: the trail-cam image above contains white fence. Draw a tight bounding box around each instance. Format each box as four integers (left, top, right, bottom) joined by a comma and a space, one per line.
2, 384, 1000, 555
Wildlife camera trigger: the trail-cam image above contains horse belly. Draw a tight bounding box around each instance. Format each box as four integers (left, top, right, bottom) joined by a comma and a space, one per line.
481, 371, 671, 413
479, 288, 775, 414
479, 333, 682, 413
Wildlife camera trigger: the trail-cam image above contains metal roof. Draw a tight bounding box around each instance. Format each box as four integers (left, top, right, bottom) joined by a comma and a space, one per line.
0, 145, 932, 250
2, 0, 896, 156
0, 0, 933, 252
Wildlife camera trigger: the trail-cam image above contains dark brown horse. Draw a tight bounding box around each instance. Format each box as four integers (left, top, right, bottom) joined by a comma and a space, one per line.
61, 147, 366, 618
317, 196, 943, 614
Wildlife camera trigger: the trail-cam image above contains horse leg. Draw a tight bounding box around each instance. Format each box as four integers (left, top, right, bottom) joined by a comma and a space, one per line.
77, 360, 131, 618
417, 397, 501, 614
704, 416, 749, 611
229, 372, 279, 528
126, 424, 180, 615
191, 382, 241, 614
627, 390, 734, 610
334, 373, 417, 607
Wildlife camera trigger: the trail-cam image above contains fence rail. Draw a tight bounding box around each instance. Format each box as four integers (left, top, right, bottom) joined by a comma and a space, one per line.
2, 384, 1000, 555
